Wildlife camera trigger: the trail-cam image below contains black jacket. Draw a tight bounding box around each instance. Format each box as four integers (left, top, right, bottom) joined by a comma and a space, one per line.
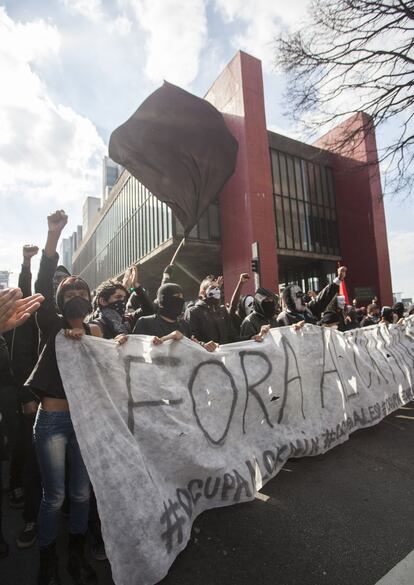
277, 282, 340, 327
133, 314, 191, 338
3, 265, 39, 404
184, 300, 238, 344
240, 312, 279, 339
26, 252, 89, 399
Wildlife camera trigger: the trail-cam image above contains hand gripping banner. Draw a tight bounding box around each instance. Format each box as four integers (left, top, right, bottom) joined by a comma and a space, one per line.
56, 318, 414, 585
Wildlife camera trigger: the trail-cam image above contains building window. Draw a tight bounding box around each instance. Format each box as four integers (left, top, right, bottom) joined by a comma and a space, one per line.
270, 149, 340, 256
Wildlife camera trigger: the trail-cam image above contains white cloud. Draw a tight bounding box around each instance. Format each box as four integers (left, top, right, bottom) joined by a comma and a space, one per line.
0, 7, 105, 277
125, 0, 208, 86
63, 0, 104, 22
213, 0, 309, 72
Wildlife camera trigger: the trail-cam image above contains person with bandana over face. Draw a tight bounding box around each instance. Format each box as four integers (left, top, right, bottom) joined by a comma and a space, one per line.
26, 210, 104, 585
184, 275, 239, 348
277, 266, 348, 327
240, 288, 280, 339
133, 282, 190, 342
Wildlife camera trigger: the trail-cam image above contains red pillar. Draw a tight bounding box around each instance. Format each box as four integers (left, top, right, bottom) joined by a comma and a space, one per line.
314, 112, 393, 306
204, 51, 279, 299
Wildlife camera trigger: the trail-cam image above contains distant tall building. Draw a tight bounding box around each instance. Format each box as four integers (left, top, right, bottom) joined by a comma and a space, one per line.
0, 270, 10, 290
59, 226, 83, 273
82, 196, 100, 235
102, 156, 122, 202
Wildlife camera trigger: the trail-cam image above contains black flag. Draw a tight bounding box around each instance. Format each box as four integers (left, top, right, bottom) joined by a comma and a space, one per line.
108, 82, 238, 235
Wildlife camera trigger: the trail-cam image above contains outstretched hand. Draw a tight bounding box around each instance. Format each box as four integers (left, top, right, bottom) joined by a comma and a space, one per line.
0, 289, 44, 333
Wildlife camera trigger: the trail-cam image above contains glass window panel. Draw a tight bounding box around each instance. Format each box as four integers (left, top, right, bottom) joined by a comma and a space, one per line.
208, 204, 220, 239
294, 158, 304, 199
274, 196, 285, 249
287, 156, 297, 198
271, 150, 282, 194
319, 206, 328, 254
326, 167, 336, 208
301, 160, 310, 202
282, 197, 293, 249
305, 203, 314, 252
198, 209, 209, 239
320, 167, 330, 208
314, 164, 323, 206
291, 199, 301, 249
297, 201, 309, 251
279, 153, 289, 196
307, 163, 317, 204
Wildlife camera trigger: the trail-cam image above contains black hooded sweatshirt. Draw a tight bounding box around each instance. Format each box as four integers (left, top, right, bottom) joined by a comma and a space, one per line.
26, 252, 91, 400
240, 288, 279, 339
133, 283, 190, 337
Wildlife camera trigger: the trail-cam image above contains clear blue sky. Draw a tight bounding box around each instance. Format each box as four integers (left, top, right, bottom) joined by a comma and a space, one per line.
0, 1, 412, 300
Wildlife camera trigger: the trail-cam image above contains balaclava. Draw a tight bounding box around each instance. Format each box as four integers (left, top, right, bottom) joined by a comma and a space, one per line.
253, 287, 277, 319
157, 283, 185, 320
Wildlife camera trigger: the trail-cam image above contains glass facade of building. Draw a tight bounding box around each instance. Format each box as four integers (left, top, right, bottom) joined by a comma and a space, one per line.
73, 173, 220, 289
270, 149, 340, 256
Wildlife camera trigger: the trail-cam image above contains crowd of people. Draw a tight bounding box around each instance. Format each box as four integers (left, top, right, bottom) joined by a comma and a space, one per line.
0, 209, 413, 585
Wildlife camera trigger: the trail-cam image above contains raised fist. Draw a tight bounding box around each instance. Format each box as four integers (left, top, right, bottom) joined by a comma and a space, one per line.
23, 245, 39, 259
47, 210, 68, 234
239, 273, 250, 284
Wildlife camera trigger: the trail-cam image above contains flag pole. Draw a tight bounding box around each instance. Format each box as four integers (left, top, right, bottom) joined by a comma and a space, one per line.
170, 236, 186, 265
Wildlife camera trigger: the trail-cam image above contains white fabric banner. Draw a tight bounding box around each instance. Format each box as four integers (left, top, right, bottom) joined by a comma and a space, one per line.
56, 318, 414, 585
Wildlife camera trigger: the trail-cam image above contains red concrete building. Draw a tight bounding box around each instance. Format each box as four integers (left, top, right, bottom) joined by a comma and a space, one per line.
205, 51, 392, 305
74, 51, 393, 306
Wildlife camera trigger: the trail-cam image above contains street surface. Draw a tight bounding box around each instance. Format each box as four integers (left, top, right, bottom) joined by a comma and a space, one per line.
2, 402, 414, 585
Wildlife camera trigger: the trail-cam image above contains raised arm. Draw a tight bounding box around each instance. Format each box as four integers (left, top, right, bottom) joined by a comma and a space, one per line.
229, 273, 249, 316
19, 245, 39, 298
35, 210, 68, 333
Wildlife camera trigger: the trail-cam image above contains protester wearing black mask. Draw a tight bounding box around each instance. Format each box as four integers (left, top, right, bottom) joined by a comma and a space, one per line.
240, 287, 279, 339
27, 210, 103, 585
133, 283, 190, 339
90, 280, 130, 338
184, 275, 238, 345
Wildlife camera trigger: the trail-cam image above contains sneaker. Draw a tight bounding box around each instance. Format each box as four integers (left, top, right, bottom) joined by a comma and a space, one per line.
16, 522, 36, 549
91, 539, 107, 561
8, 487, 24, 509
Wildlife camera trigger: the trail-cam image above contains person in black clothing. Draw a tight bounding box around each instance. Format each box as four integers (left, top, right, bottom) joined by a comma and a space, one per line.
3, 244, 43, 549
380, 306, 394, 325
91, 267, 153, 340
28, 210, 102, 585
392, 302, 405, 323
360, 303, 381, 327
133, 282, 189, 340
277, 266, 347, 327
240, 287, 279, 339
0, 287, 44, 560
184, 275, 239, 346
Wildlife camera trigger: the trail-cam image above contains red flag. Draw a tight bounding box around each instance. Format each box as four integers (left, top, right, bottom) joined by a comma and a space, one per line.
339, 278, 350, 305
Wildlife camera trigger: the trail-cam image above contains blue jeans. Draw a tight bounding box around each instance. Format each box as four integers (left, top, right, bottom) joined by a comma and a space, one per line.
33, 408, 90, 547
